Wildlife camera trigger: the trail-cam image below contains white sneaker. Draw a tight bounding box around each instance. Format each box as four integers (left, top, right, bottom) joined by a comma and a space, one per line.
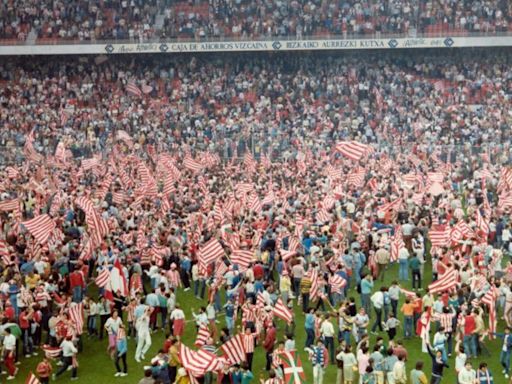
32, 352, 38, 357
120, 373, 128, 377
141, 355, 145, 360
25, 354, 31, 358
6, 376, 15, 380
115, 372, 121, 377
184, 288, 190, 291
505, 374, 510, 379
135, 358, 141, 363
56, 361, 64, 366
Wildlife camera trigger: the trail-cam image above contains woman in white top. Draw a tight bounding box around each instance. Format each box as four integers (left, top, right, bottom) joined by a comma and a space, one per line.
104, 310, 123, 357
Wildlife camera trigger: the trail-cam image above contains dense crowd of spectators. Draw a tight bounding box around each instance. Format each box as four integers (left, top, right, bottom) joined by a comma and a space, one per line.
0, 0, 510, 42
0, 49, 510, 165
0, 48, 511, 383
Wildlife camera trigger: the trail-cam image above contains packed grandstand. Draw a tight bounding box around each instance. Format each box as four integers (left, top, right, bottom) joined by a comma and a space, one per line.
0, 3, 512, 384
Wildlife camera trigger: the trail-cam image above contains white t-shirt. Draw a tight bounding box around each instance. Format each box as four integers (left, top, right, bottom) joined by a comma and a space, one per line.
105, 317, 123, 334
3, 334, 16, 350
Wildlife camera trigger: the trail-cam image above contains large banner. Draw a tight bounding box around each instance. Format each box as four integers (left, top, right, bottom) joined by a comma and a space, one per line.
0, 36, 511, 55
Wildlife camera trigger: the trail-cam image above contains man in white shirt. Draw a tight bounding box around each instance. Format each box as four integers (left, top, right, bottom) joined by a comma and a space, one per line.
370, 288, 385, 334
135, 308, 152, 362
54, 336, 78, 380
398, 247, 410, 281
320, 315, 335, 364
457, 361, 476, 384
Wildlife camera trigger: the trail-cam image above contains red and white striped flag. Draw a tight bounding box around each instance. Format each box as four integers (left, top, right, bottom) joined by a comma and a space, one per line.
194, 325, 211, 347
198, 239, 225, 268
273, 298, 293, 324
428, 227, 451, 247
179, 343, 219, 376
329, 274, 347, 295
5, 166, 19, 179
230, 249, 253, 270
184, 156, 203, 173
25, 372, 41, 384
126, 81, 142, 97
42, 345, 62, 359
377, 198, 402, 216
248, 194, 262, 214
75, 196, 109, 247
69, 302, 84, 335
481, 287, 497, 339
95, 268, 111, 288
335, 141, 371, 161
220, 334, 246, 365
22, 214, 56, 244
54, 141, 67, 163
390, 226, 405, 262
428, 269, 458, 294
24, 130, 43, 163
475, 209, 490, 234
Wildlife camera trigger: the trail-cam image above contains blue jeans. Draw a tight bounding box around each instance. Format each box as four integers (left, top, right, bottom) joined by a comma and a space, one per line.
226, 316, 234, 333
305, 328, 315, 348
72, 286, 83, 303
399, 259, 409, 281
501, 349, 511, 374
404, 316, 413, 337
463, 335, 477, 358
361, 294, 370, 315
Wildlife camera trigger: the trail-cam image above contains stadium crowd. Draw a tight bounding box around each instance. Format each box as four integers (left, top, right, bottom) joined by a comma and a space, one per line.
0, 0, 511, 42
0, 48, 510, 384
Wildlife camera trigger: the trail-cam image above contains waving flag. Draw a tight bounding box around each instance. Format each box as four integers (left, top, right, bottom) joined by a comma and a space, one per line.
22, 215, 56, 244
184, 156, 203, 173
179, 343, 220, 376
281, 351, 306, 384
481, 287, 497, 339
273, 298, 293, 324
335, 141, 371, 161
69, 302, 84, 335
230, 249, 253, 270
126, 81, 142, 97
95, 268, 111, 288
220, 334, 246, 364
475, 209, 490, 234
75, 196, 109, 246
428, 269, 457, 294
194, 324, 211, 347
428, 227, 451, 247
198, 239, 224, 268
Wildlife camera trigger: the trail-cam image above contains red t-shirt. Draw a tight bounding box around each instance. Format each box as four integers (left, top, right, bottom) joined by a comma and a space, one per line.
4, 306, 15, 321
464, 315, 476, 336
19, 312, 30, 329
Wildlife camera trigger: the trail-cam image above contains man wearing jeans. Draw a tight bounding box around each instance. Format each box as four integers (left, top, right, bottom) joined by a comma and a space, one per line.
304, 308, 315, 348
493, 327, 512, 379
398, 246, 410, 281
400, 299, 414, 338
463, 311, 477, 358
370, 287, 385, 334
360, 274, 374, 316
320, 315, 335, 364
